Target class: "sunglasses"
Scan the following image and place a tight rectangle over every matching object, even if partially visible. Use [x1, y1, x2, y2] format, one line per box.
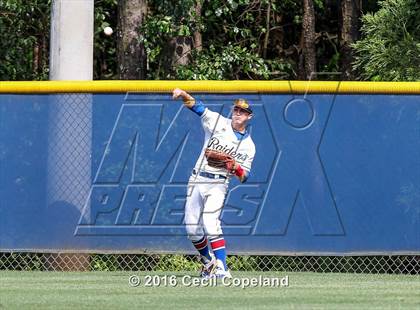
[232, 106, 251, 115]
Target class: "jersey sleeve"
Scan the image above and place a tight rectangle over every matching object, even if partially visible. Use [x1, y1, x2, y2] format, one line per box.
[189, 100, 206, 116]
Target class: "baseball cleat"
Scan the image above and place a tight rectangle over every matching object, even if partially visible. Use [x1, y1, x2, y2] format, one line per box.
[213, 268, 232, 279]
[199, 254, 217, 278]
[211, 259, 233, 279]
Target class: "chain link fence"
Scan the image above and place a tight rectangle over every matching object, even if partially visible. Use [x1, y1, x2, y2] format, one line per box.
[1, 252, 419, 274]
[2, 94, 419, 276]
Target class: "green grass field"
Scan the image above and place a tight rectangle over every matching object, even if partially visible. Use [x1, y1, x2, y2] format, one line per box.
[1, 271, 419, 309]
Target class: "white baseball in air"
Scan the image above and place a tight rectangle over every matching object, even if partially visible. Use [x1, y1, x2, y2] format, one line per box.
[104, 26, 113, 36]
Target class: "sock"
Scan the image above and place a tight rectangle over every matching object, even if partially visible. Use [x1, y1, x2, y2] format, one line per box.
[210, 237, 227, 270]
[192, 237, 211, 261]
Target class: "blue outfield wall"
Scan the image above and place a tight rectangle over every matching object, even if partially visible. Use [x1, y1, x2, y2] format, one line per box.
[0, 93, 419, 254]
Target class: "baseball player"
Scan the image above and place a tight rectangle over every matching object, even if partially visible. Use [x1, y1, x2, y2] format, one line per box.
[172, 88, 256, 279]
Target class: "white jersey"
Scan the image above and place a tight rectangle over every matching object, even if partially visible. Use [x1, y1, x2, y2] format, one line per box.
[193, 108, 256, 179]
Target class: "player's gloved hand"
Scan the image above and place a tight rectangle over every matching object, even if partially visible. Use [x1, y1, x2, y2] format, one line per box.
[205, 149, 234, 169]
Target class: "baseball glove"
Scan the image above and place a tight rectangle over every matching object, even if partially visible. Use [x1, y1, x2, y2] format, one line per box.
[204, 149, 235, 170]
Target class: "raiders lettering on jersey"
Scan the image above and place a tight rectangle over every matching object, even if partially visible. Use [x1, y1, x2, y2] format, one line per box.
[194, 108, 256, 178]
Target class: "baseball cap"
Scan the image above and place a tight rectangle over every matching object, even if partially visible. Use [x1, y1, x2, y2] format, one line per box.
[233, 98, 253, 114]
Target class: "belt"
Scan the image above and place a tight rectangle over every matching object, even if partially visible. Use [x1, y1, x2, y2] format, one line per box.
[192, 169, 227, 180]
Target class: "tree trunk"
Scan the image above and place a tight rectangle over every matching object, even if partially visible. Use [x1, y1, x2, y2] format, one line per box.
[193, 0, 202, 52]
[298, 0, 317, 80]
[262, 0, 271, 58]
[169, 36, 193, 67]
[41, 35, 48, 76]
[33, 42, 40, 75]
[162, 2, 200, 75]
[117, 0, 147, 79]
[339, 0, 361, 80]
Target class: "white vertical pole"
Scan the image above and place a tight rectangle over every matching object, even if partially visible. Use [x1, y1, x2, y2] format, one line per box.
[50, 0, 94, 80]
[48, 0, 93, 219]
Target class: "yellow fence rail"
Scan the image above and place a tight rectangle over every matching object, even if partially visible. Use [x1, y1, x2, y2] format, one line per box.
[0, 80, 419, 94]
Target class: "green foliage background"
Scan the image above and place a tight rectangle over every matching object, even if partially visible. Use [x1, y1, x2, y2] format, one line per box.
[0, 0, 419, 81]
[352, 0, 420, 81]
[0, 0, 51, 80]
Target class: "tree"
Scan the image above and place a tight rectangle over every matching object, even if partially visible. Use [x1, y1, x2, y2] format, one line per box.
[193, 0, 203, 52]
[2, 0, 391, 81]
[352, 0, 420, 81]
[0, 0, 50, 80]
[141, 0, 295, 80]
[299, 0, 317, 79]
[166, 0, 204, 71]
[117, 0, 148, 79]
[339, 0, 361, 80]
